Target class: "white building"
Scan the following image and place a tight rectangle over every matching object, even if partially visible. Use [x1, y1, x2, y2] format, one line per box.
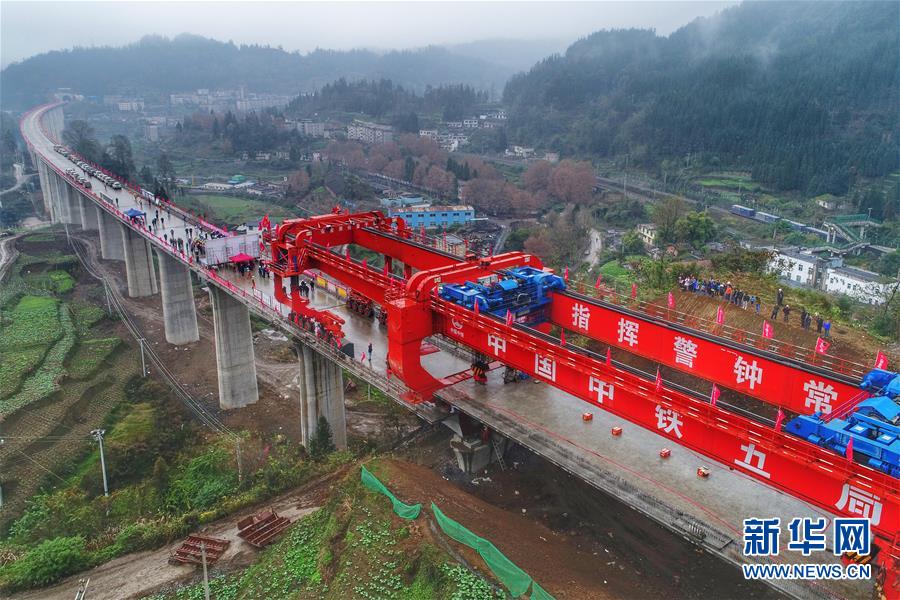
[347, 120, 394, 144]
[117, 99, 145, 112]
[823, 266, 895, 305]
[768, 248, 822, 287]
[419, 129, 439, 141]
[463, 119, 480, 128]
[636, 223, 658, 247]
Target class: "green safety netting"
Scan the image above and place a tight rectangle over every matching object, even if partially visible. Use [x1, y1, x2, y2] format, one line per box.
[530, 581, 556, 600]
[360, 466, 422, 519]
[431, 502, 533, 597]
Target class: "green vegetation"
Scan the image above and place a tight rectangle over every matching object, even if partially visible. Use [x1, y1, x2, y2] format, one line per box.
[177, 194, 293, 226]
[67, 337, 120, 380]
[152, 463, 502, 600]
[1, 303, 75, 416]
[505, 2, 898, 206]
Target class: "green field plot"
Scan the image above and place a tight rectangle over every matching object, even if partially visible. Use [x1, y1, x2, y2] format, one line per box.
[694, 173, 758, 191]
[0, 295, 62, 351]
[0, 346, 49, 399]
[67, 338, 120, 380]
[179, 194, 294, 226]
[71, 302, 107, 335]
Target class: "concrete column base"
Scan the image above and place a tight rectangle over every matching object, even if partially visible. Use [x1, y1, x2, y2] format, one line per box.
[96, 207, 125, 261]
[209, 285, 259, 409]
[121, 225, 158, 297]
[156, 250, 199, 345]
[450, 434, 508, 474]
[297, 343, 347, 451]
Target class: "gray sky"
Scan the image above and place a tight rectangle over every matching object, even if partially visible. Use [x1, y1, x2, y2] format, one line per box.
[2, 1, 736, 68]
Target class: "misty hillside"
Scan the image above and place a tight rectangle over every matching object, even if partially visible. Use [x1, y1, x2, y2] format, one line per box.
[503, 1, 899, 197]
[0, 34, 514, 109]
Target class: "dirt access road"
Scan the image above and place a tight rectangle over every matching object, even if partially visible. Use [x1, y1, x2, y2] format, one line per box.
[10, 466, 351, 600]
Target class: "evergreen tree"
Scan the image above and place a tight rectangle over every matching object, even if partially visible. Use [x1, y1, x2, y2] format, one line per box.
[309, 416, 335, 459]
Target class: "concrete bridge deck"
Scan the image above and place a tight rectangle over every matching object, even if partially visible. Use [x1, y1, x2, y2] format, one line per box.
[20, 104, 868, 600]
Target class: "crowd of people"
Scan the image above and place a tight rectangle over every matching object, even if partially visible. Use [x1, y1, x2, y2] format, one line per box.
[678, 275, 762, 313]
[677, 275, 833, 338]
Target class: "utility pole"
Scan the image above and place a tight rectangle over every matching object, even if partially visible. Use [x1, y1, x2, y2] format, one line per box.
[91, 429, 109, 497]
[103, 281, 112, 316]
[623, 154, 629, 200]
[200, 542, 211, 600]
[138, 338, 147, 377]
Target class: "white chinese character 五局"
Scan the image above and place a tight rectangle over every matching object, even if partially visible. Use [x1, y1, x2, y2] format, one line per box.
[673, 336, 698, 368]
[655, 405, 683, 438]
[534, 353, 557, 382]
[733, 356, 763, 390]
[617, 318, 639, 347]
[803, 380, 837, 415]
[487, 334, 507, 356]
[588, 376, 614, 404]
[835, 484, 882, 526]
[734, 442, 771, 479]
[571, 303, 591, 331]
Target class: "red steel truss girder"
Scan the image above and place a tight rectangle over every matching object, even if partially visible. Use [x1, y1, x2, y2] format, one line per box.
[548, 291, 862, 417]
[434, 298, 899, 543]
[270, 213, 462, 278]
[385, 253, 545, 398]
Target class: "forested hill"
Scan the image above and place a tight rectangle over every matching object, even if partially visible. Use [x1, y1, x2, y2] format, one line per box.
[503, 1, 899, 197]
[0, 34, 511, 109]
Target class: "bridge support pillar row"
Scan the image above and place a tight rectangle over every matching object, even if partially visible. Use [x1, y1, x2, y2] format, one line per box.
[121, 224, 158, 297]
[209, 285, 259, 409]
[77, 194, 98, 230]
[297, 343, 347, 451]
[156, 250, 199, 345]
[96, 207, 125, 261]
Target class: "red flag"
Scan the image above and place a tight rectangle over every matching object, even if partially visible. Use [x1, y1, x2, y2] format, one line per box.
[345, 247, 350, 260]
[362, 258, 368, 268]
[774, 408, 785, 431]
[846, 436, 854, 462]
[383, 262, 389, 276]
[711, 384, 720, 406]
[762, 320, 774, 338]
[631, 282, 638, 299]
[564, 265, 569, 282]
[595, 274, 602, 289]
[655, 368, 662, 392]
[360, 352, 367, 362]
[716, 306, 725, 325]
[815, 337, 830, 355]
[875, 351, 888, 370]
[473, 300, 480, 315]
[605, 348, 611, 365]
[667, 292, 675, 309]
[560, 330, 566, 346]
[506, 310, 513, 326]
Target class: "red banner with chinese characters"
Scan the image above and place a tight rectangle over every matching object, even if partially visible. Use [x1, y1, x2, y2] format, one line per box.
[548, 293, 861, 416]
[436, 301, 898, 540]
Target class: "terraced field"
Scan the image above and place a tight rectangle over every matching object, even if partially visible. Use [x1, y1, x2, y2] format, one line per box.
[0, 231, 136, 525]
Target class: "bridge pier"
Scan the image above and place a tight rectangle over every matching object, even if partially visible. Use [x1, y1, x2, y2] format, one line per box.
[208, 284, 259, 409]
[155, 250, 199, 345]
[77, 193, 98, 230]
[96, 207, 125, 261]
[120, 224, 158, 297]
[36, 161, 54, 219]
[57, 177, 78, 225]
[297, 343, 347, 451]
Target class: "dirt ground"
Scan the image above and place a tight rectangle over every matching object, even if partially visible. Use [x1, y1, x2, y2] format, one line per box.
[391, 433, 778, 600]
